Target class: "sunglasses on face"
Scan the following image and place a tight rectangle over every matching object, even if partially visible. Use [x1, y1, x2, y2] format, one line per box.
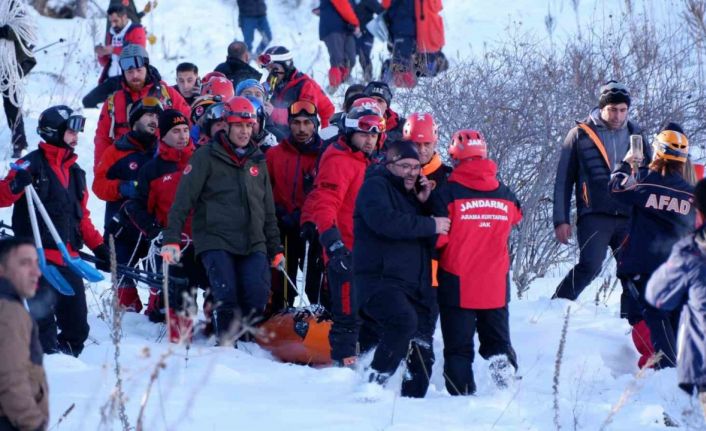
[119, 55, 145, 71]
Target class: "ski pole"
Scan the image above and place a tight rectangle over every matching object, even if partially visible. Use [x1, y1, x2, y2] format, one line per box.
[32, 38, 65, 53]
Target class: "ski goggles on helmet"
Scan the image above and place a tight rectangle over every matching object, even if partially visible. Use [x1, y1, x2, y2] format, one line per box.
[66, 115, 86, 132]
[119, 55, 146, 71]
[257, 52, 293, 67]
[288, 100, 317, 117]
[201, 103, 227, 125]
[345, 115, 386, 134]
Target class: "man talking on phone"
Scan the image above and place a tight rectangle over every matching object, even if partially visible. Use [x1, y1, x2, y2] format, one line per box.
[353, 140, 449, 397]
[552, 81, 650, 305]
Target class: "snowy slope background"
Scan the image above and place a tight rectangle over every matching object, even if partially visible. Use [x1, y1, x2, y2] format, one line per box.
[0, 0, 704, 429]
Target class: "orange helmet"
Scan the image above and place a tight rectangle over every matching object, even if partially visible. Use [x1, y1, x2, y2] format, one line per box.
[653, 129, 689, 163]
[224, 96, 257, 124]
[449, 129, 487, 161]
[200, 76, 235, 99]
[403, 112, 438, 143]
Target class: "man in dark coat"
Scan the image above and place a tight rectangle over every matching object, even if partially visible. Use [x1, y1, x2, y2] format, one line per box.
[315, 0, 359, 92]
[552, 81, 650, 305]
[354, 0, 384, 82]
[646, 178, 706, 417]
[354, 141, 449, 397]
[214, 41, 262, 88]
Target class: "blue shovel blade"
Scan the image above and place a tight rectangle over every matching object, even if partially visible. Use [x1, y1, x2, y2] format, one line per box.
[37, 248, 74, 296]
[57, 244, 104, 283]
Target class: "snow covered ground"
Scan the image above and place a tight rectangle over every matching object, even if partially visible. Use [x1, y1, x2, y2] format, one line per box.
[0, 0, 704, 429]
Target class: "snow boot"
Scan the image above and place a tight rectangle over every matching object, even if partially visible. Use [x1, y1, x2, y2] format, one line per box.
[393, 71, 416, 88]
[202, 293, 214, 336]
[168, 308, 194, 344]
[117, 285, 142, 312]
[213, 309, 236, 347]
[367, 370, 390, 386]
[328, 67, 344, 93]
[488, 355, 514, 390]
[145, 287, 164, 322]
[631, 320, 655, 369]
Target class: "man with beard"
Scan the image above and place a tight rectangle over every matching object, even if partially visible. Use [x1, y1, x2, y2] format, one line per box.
[124, 109, 202, 342]
[300, 99, 385, 366]
[93, 97, 161, 312]
[0, 106, 108, 356]
[354, 141, 448, 397]
[266, 100, 325, 310]
[94, 44, 190, 167]
[161, 96, 283, 347]
[83, 4, 146, 108]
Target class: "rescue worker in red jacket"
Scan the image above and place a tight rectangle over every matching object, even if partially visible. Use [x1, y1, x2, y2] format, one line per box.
[82, 3, 147, 108]
[93, 96, 161, 312]
[93, 44, 190, 167]
[124, 109, 202, 342]
[258, 46, 335, 140]
[433, 130, 522, 395]
[0, 105, 108, 356]
[266, 100, 325, 310]
[300, 98, 385, 366]
[363, 81, 405, 144]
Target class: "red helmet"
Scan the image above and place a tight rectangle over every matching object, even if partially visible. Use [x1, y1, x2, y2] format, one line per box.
[224, 96, 257, 124]
[201, 76, 235, 99]
[449, 129, 487, 161]
[350, 97, 383, 116]
[403, 112, 438, 143]
[201, 71, 227, 83]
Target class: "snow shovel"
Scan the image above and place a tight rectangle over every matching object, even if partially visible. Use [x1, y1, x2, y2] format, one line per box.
[26, 186, 104, 283]
[26, 185, 74, 295]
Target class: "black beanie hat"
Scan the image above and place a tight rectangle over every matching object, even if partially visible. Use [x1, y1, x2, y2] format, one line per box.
[385, 140, 420, 164]
[363, 81, 393, 107]
[159, 109, 188, 136]
[660, 121, 685, 135]
[599, 80, 631, 108]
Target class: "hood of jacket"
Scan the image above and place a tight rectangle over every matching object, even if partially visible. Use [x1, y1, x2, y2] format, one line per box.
[448, 158, 500, 191]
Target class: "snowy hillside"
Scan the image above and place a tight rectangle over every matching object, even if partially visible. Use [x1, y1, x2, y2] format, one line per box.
[0, 0, 704, 429]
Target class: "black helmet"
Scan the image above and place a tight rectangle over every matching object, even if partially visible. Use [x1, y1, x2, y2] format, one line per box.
[37, 105, 85, 147]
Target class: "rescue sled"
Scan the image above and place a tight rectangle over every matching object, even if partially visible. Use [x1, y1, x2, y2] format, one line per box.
[256, 306, 332, 366]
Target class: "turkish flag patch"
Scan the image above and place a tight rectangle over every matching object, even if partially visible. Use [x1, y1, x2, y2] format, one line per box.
[250, 166, 259, 176]
[183, 164, 192, 175]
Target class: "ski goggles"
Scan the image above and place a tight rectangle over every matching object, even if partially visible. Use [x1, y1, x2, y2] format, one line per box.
[344, 115, 386, 133]
[66, 115, 86, 132]
[141, 96, 163, 109]
[288, 100, 317, 117]
[202, 103, 227, 124]
[119, 55, 146, 71]
[257, 52, 293, 67]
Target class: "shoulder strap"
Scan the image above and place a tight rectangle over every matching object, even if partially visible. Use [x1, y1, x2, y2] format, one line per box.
[577, 123, 610, 168]
[107, 93, 116, 139]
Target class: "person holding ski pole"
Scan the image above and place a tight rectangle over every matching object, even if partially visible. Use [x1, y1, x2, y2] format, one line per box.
[0, 105, 108, 356]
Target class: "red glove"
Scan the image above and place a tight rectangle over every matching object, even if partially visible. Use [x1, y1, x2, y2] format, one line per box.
[271, 253, 285, 270]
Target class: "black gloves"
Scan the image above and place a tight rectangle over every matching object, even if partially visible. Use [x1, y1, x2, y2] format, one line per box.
[9, 169, 32, 195]
[92, 243, 111, 272]
[319, 227, 352, 275]
[300, 221, 318, 243]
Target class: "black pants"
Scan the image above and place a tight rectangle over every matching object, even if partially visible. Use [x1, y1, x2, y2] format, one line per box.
[328, 266, 359, 362]
[439, 305, 517, 396]
[201, 250, 270, 342]
[30, 265, 89, 357]
[356, 32, 375, 82]
[554, 214, 629, 300]
[626, 275, 681, 368]
[360, 285, 436, 398]
[391, 36, 415, 72]
[82, 76, 122, 108]
[2, 90, 27, 153]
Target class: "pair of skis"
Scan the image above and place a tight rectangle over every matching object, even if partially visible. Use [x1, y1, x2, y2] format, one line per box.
[13, 163, 104, 296]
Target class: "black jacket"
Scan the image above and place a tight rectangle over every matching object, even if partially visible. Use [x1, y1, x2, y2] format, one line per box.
[553, 110, 648, 226]
[353, 165, 436, 302]
[609, 162, 695, 276]
[385, 0, 416, 38]
[214, 58, 262, 88]
[355, 0, 384, 29]
[237, 0, 267, 17]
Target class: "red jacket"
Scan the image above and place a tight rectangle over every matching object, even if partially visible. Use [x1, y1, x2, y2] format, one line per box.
[98, 23, 146, 83]
[435, 159, 522, 309]
[415, 0, 444, 53]
[94, 78, 190, 167]
[301, 137, 370, 255]
[0, 143, 103, 265]
[270, 71, 335, 129]
[265, 137, 322, 214]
